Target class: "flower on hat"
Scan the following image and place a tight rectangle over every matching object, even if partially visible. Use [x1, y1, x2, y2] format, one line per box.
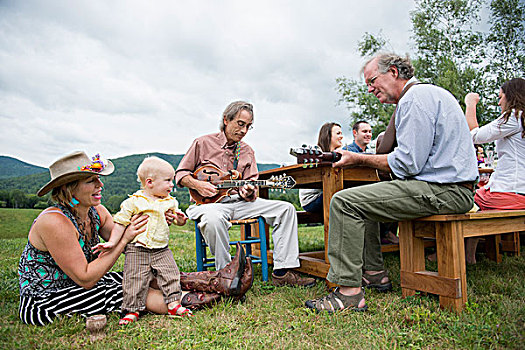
[79, 154, 107, 173]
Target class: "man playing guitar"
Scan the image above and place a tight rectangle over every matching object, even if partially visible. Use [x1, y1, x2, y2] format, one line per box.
[176, 101, 315, 287]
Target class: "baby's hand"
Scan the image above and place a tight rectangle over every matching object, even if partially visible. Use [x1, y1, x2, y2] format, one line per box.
[92, 242, 116, 255]
[174, 211, 188, 226]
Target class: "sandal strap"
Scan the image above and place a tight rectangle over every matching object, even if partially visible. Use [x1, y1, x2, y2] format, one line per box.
[169, 304, 193, 317]
[308, 288, 366, 313]
[362, 270, 389, 285]
[119, 312, 139, 325]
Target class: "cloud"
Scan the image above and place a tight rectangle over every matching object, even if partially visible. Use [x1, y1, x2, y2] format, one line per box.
[0, 0, 415, 166]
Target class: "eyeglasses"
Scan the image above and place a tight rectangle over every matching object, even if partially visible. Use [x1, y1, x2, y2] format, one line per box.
[366, 75, 379, 88]
[236, 120, 253, 130]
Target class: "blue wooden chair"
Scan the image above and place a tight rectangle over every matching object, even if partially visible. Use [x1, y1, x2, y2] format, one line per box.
[195, 216, 269, 282]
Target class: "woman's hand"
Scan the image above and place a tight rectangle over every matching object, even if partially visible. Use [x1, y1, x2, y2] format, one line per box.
[123, 214, 149, 243]
[465, 92, 480, 107]
[92, 241, 116, 256]
[464, 92, 480, 130]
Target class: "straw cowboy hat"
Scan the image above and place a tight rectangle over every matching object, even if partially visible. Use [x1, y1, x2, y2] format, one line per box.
[37, 151, 114, 196]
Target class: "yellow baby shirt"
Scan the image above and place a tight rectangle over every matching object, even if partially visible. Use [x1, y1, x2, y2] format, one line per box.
[113, 190, 179, 249]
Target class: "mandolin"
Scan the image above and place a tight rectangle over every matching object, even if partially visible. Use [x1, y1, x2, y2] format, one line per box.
[290, 145, 395, 181]
[189, 164, 296, 205]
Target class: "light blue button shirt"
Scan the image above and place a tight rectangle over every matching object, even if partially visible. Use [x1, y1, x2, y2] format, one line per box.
[387, 78, 479, 183]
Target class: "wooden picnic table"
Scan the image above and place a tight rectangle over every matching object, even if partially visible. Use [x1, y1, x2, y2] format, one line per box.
[258, 163, 379, 278]
[258, 164, 494, 280]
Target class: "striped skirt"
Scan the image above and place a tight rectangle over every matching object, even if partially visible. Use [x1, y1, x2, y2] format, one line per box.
[19, 272, 123, 326]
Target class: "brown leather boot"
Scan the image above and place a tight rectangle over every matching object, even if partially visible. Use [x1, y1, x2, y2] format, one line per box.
[233, 257, 254, 301]
[180, 242, 246, 296]
[181, 291, 222, 310]
[181, 257, 254, 310]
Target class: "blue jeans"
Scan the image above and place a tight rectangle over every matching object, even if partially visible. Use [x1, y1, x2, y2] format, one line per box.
[302, 194, 323, 213]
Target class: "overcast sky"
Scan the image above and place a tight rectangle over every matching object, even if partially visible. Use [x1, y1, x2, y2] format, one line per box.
[0, 0, 416, 167]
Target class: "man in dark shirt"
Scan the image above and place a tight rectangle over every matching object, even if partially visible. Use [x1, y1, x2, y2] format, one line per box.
[343, 120, 372, 153]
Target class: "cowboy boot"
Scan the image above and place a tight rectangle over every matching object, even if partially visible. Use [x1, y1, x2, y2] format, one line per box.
[181, 291, 222, 310]
[181, 257, 254, 310]
[180, 242, 246, 296]
[233, 256, 254, 301]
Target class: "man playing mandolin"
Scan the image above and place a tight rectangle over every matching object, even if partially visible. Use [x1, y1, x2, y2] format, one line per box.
[176, 101, 315, 287]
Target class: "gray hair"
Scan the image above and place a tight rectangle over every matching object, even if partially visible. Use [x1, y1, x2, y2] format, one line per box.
[363, 53, 414, 80]
[219, 101, 254, 131]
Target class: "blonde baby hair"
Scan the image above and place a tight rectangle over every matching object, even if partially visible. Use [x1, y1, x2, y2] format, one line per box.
[136, 156, 174, 188]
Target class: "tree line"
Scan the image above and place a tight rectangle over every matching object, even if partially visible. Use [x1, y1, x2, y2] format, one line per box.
[0, 182, 301, 213]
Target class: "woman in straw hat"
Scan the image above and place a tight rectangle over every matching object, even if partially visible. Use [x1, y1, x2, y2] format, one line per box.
[18, 151, 253, 326]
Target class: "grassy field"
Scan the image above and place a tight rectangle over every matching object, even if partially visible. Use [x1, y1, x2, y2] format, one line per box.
[0, 208, 524, 349]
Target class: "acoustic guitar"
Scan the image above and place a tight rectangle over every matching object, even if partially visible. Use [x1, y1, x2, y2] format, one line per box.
[290, 145, 395, 181]
[189, 164, 296, 205]
[290, 145, 341, 167]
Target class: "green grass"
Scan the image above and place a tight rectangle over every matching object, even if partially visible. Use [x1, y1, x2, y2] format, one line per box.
[0, 208, 41, 239]
[0, 208, 524, 349]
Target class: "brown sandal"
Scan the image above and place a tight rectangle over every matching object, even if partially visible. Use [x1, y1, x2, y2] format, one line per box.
[305, 288, 367, 313]
[362, 271, 392, 292]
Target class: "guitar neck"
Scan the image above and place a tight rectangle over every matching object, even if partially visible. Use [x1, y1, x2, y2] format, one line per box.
[216, 180, 271, 189]
[290, 147, 342, 165]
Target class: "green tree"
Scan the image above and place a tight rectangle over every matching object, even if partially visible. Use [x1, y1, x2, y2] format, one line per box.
[336, 31, 395, 135]
[411, 0, 494, 125]
[105, 195, 128, 214]
[336, 0, 524, 131]
[485, 0, 525, 89]
[10, 189, 27, 208]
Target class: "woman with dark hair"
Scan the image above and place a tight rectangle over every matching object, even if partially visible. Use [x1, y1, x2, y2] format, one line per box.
[464, 78, 525, 263]
[299, 122, 343, 213]
[18, 151, 252, 326]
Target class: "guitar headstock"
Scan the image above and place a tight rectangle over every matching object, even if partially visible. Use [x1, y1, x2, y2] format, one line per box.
[290, 145, 341, 168]
[268, 174, 296, 189]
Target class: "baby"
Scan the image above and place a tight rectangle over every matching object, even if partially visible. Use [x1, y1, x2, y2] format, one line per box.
[94, 156, 190, 324]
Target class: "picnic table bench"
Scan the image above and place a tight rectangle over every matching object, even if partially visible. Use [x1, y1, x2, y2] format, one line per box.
[398, 209, 524, 313]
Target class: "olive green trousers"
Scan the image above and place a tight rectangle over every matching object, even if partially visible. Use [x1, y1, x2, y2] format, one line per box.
[326, 179, 474, 287]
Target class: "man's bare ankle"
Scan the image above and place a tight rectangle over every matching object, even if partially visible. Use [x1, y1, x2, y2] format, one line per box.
[338, 286, 362, 296]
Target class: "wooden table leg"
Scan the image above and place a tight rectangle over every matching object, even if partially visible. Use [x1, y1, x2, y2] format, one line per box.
[436, 222, 467, 313]
[399, 220, 426, 298]
[321, 167, 343, 263]
[500, 232, 520, 256]
[485, 234, 502, 263]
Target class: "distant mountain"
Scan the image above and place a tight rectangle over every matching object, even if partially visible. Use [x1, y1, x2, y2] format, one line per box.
[0, 156, 47, 179]
[0, 153, 280, 199]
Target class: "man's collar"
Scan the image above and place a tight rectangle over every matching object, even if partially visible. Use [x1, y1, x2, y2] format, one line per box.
[217, 131, 237, 149]
[353, 141, 367, 152]
[402, 77, 419, 90]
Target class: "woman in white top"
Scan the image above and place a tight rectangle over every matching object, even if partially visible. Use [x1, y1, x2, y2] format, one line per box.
[299, 122, 343, 212]
[464, 77, 525, 263]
